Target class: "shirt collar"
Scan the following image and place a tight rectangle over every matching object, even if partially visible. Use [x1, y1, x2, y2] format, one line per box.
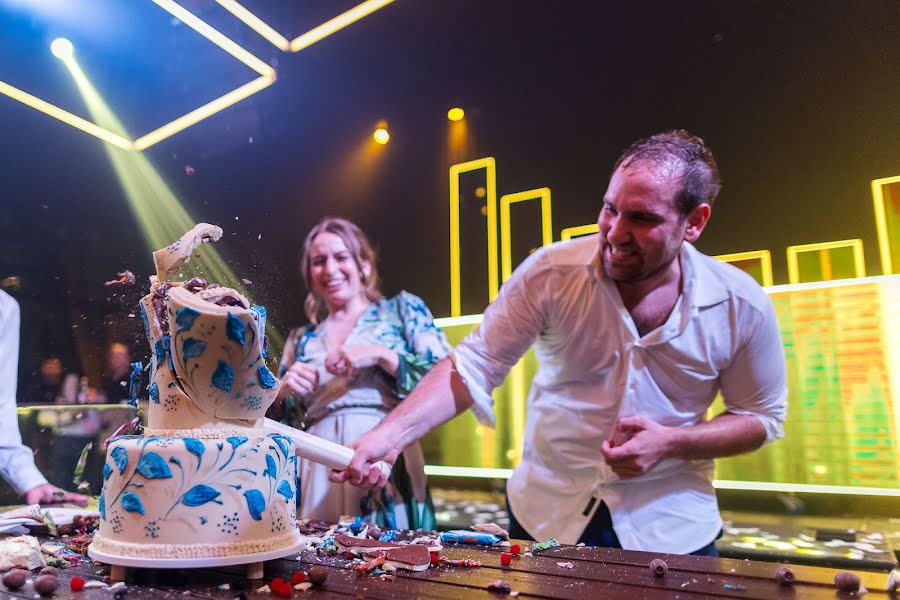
[680, 242, 729, 309]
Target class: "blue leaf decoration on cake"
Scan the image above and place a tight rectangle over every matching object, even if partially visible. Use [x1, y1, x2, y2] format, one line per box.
[243, 489, 265, 520]
[270, 435, 290, 459]
[111, 446, 128, 474]
[155, 339, 166, 368]
[149, 382, 159, 404]
[257, 365, 277, 390]
[181, 338, 207, 365]
[276, 480, 294, 501]
[184, 438, 204, 467]
[98, 491, 105, 519]
[212, 360, 234, 393]
[175, 307, 201, 332]
[265, 455, 277, 479]
[226, 436, 247, 449]
[122, 492, 145, 515]
[182, 485, 222, 507]
[226, 313, 245, 347]
[103, 464, 112, 481]
[136, 452, 173, 479]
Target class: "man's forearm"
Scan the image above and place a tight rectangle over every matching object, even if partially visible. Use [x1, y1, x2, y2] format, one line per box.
[381, 357, 474, 452]
[667, 412, 767, 461]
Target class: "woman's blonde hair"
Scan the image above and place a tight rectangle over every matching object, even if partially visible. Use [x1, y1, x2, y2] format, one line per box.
[300, 217, 382, 324]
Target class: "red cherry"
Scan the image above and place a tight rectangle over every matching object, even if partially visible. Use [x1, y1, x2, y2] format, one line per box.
[510, 544, 521, 555]
[500, 552, 512, 566]
[290, 572, 305, 585]
[70, 576, 86, 592]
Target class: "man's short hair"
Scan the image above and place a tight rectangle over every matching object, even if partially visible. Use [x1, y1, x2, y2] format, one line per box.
[614, 130, 721, 217]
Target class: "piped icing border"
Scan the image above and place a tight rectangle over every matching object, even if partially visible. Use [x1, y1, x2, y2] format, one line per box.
[141, 428, 266, 440]
[90, 529, 303, 559]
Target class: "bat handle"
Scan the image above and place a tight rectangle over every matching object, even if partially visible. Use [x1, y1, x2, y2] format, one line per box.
[263, 418, 392, 479]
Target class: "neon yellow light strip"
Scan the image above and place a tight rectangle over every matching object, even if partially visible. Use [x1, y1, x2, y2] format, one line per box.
[714, 250, 774, 287]
[424, 465, 514, 479]
[134, 75, 273, 150]
[872, 175, 900, 276]
[560, 223, 598, 241]
[434, 314, 483, 328]
[500, 187, 552, 282]
[213, 0, 290, 50]
[425, 466, 900, 495]
[712, 480, 900, 497]
[152, 0, 274, 76]
[786, 239, 865, 284]
[0, 81, 132, 149]
[449, 157, 497, 316]
[289, 0, 396, 52]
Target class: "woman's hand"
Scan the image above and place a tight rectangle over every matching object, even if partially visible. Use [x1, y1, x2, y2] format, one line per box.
[280, 362, 320, 397]
[326, 345, 398, 379]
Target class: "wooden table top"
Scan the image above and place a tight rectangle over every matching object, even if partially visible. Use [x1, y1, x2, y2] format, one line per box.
[2, 535, 895, 598]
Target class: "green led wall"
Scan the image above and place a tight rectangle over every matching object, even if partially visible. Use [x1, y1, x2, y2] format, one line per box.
[425, 276, 900, 490]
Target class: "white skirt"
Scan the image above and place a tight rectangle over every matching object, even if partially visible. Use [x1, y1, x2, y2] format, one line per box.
[299, 407, 428, 528]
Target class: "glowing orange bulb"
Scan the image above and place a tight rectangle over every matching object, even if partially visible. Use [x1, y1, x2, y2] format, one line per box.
[373, 128, 390, 144]
[447, 107, 465, 122]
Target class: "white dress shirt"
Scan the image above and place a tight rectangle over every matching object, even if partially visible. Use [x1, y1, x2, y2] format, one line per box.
[451, 235, 787, 553]
[0, 290, 48, 495]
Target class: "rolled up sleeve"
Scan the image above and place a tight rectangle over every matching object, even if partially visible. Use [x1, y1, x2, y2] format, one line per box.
[719, 298, 788, 443]
[451, 250, 550, 427]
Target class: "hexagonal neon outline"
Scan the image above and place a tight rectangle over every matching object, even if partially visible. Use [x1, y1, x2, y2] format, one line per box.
[213, 0, 395, 52]
[0, 0, 276, 151]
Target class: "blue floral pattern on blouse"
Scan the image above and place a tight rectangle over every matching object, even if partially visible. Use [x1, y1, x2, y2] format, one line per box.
[277, 291, 450, 427]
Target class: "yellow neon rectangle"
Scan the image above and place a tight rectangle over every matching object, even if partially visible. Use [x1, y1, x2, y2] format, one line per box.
[872, 175, 900, 276]
[499, 187, 552, 282]
[560, 223, 598, 241]
[786, 239, 865, 284]
[714, 250, 774, 287]
[449, 157, 497, 317]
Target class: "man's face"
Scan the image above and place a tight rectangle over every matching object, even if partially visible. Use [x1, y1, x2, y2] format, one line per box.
[598, 160, 703, 285]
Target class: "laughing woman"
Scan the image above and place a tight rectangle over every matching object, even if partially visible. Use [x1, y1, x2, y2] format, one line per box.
[274, 217, 449, 529]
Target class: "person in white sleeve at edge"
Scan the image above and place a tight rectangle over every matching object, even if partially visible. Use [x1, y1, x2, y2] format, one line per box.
[0, 289, 87, 506]
[331, 130, 788, 556]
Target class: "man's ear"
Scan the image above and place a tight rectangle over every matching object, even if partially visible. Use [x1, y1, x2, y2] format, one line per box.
[683, 203, 711, 243]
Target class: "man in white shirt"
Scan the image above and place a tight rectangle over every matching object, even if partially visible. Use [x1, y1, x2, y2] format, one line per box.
[0, 289, 87, 506]
[332, 130, 787, 555]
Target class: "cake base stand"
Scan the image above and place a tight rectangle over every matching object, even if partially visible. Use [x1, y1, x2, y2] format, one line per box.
[88, 540, 310, 581]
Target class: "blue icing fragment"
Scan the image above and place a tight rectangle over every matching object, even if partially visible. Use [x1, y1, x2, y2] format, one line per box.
[103, 464, 112, 481]
[226, 313, 246, 347]
[111, 446, 128, 474]
[257, 365, 277, 390]
[243, 489, 265, 520]
[175, 307, 201, 332]
[136, 452, 173, 479]
[265, 455, 277, 480]
[212, 361, 234, 393]
[98, 490, 105, 519]
[121, 492, 145, 515]
[149, 382, 159, 404]
[182, 485, 222, 507]
[184, 438, 204, 466]
[181, 338, 207, 365]
[155, 339, 165, 368]
[276, 480, 294, 502]
[270, 435, 290, 459]
[226, 436, 247, 449]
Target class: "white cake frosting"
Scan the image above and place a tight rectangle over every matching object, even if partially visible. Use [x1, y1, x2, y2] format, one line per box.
[92, 224, 302, 559]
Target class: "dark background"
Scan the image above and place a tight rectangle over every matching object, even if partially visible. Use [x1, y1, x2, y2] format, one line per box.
[1, 0, 898, 391]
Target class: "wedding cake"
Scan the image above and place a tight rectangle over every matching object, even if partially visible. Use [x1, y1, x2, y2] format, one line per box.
[91, 224, 303, 559]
